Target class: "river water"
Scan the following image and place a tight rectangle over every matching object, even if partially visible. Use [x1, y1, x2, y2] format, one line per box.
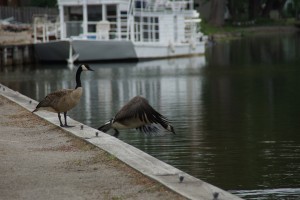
[1, 32, 300, 199]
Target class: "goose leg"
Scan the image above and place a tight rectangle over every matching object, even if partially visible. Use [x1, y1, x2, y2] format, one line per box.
[63, 112, 74, 127]
[58, 113, 64, 127]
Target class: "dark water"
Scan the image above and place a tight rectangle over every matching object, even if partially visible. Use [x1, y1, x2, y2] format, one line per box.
[1, 32, 300, 199]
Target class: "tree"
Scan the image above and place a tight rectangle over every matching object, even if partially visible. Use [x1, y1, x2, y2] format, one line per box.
[225, 0, 289, 22]
[208, 0, 227, 26]
[30, 0, 56, 7]
[200, 0, 294, 27]
[295, 0, 300, 19]
[261, 0, 286, 18]
[248, 0, 262, 20]
[227, 0, 248, 21]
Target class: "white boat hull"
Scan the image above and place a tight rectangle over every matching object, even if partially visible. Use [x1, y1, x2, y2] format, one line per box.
[34, 40, 69, 62]
[34, 40, 205, 62]
[73, 40, 137, 61]
[134, 42, 205, 59]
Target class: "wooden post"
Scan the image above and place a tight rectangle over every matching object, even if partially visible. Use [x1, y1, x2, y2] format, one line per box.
[0, 45, 35, 67]
[3, 47, 8, 66]
[0, 47, 2, 67]
[23, 45, 29, 64]
[12, 46, 19, 65]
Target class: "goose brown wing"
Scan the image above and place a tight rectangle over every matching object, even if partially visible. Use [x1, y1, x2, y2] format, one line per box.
[136, 124, 161, 135]
[114, 96, 144, 121]
[36, 89, 73, 108]
[114, 96, 170, 127]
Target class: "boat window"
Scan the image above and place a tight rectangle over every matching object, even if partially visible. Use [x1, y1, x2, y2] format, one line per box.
[134, 16, 159, 42]
[107, 5, 117, 39]
[120, 11, 128, 39]
[135, 0, 147, 9]
[65, 6, 83, 37]
[68, 6, 83, 21]
[87, 5, 102, 33]
[88, 5, 102, 21]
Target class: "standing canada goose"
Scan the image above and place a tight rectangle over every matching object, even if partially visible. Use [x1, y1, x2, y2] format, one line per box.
[32, 64, 94, 127]
[98, 96, 175, 137]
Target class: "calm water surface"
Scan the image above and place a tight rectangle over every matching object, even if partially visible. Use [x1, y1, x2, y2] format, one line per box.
[1, 32, 300, 199]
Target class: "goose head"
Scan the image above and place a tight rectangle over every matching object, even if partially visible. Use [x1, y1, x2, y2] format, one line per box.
[75, 64, 94, 89]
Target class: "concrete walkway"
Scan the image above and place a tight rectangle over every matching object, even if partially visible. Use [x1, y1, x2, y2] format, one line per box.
[0, 84, 243, 200]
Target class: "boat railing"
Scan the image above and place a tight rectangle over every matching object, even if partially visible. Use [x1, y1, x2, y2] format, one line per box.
[133, 0, 195, 14]
[65, 20, 128, 41]
[184, 18, 202, 42]
[65, 19, 163, 44]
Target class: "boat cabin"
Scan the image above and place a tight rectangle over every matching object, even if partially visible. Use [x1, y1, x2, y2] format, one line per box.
[56, 0, 202, 44]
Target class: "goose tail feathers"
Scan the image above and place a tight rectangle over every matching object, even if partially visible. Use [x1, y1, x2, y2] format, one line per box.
[137, 124, 176, 136]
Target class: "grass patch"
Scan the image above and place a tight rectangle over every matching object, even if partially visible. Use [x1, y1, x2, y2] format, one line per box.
[200, 18, 297, 35]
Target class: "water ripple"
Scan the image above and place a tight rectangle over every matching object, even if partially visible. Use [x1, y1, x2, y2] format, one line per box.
[231, 188, 300, 200]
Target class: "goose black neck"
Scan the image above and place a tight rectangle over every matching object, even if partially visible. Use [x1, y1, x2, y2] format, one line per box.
[75, 67, 83, 89]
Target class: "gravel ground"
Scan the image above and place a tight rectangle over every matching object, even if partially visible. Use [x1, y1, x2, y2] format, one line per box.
[0, 95, 186, 200]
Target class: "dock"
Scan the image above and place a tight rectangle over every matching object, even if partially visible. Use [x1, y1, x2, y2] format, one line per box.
[0, 84, 243, 200]
[0, 44, 35, 67]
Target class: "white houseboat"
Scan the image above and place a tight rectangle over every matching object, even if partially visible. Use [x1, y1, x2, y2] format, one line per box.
[33, 0, 206, 63]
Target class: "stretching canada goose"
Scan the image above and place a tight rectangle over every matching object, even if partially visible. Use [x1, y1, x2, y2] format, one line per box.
[32, 64, 94, 127]
[98, 96, 175, 137]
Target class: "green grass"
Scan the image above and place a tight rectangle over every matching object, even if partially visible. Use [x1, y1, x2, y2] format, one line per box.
[200, 18, 297, 35]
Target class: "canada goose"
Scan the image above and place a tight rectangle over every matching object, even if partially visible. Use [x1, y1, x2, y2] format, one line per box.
[32, 64, 94, 127]
[98, 96, 175, 137]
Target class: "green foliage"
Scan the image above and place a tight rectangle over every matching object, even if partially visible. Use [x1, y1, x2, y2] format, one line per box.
[200, 16, 294, 36]
[30, 0, 56, 7]
[200, 20, 237, 35]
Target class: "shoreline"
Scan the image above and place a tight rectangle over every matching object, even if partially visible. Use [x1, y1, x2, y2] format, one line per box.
[208, 25, 299, 41]
[0, 25, 298, 46]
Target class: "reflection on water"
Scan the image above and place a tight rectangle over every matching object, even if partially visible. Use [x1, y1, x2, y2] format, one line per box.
[231, 188, 300, 200]
[1, 32, 300, 200]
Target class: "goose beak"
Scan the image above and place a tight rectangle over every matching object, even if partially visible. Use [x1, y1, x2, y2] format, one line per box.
[89, 68, 94, 71]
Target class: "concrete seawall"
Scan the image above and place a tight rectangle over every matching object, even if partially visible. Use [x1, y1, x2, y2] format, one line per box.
[0, 44, 35, 66]
[0, 83, 243, 200]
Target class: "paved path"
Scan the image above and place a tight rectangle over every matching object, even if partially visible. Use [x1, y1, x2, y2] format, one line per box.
[0, 95, 185, 200]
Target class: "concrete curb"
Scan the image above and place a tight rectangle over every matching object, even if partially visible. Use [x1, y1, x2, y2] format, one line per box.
[0, 83, 243, 200]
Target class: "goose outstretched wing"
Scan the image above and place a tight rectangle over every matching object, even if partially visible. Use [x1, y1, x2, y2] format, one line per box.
[114, 96, 171, 128]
